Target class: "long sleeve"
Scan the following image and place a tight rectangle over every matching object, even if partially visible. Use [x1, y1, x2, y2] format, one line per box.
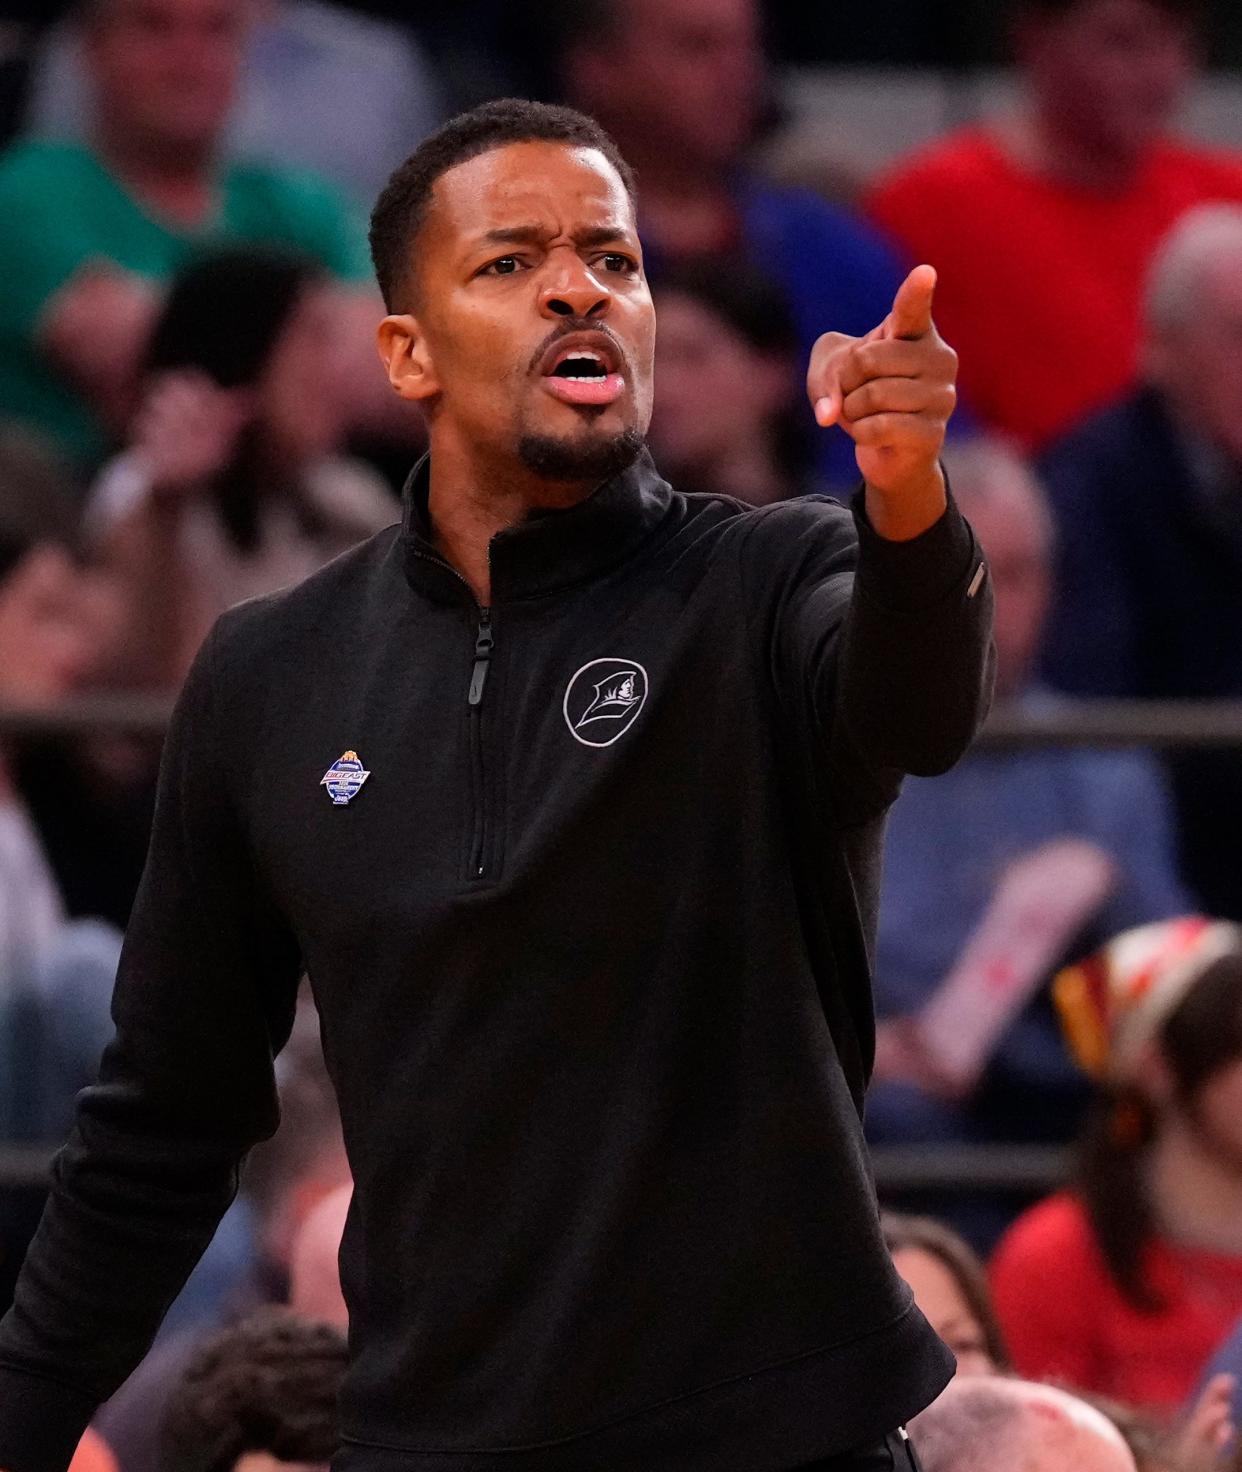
[747, 487, 994, 826]
[0, 623, 302, 1472]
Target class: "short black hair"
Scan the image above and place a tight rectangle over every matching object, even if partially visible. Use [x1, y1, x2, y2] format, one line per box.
[159, 1309, 348, 1472]
[369, 98, 637, 312]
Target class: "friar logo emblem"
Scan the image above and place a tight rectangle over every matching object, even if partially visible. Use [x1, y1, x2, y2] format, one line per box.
[563, 658, 649, 747]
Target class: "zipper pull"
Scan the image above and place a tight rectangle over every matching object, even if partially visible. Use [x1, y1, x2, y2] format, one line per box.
[467, 611, 493, 706]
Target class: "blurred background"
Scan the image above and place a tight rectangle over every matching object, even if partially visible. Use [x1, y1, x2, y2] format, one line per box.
[3, 1, 1242, 1469]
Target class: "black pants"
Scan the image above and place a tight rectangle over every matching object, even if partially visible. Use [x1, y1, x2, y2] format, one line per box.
[789, 1427, 923, 1471]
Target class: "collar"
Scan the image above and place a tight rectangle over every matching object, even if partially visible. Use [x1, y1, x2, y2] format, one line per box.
[400, 448, 675, 605]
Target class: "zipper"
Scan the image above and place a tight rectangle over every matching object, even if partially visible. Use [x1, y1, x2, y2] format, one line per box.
[467, 608, 493, 878]
[410, 547, 499, 883]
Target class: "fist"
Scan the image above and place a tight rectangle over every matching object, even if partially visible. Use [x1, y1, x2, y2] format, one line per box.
[807, 264, 957, 504]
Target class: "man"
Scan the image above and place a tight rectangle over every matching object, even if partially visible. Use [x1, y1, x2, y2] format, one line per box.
[27, 0, 443, 208]
[0, 99, 992, 1472]
[870, 436, 1186, 1152]
[866, 0, 1242, 451]
[0, 0, 379, 472]
[559, 0, 908, 490]
[1038, 203, 1242, 918]
[910, 1379, 1138, 1472]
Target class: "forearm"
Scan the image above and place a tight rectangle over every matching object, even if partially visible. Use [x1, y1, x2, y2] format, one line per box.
[834, 487, 994, 777]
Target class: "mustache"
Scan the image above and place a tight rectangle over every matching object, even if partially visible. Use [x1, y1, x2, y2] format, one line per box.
[526, 318, 627, 376]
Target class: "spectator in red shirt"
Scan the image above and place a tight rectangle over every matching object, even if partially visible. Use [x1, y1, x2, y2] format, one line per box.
[865, 0, 1242, 451]
[991, 918, 1242, 1416]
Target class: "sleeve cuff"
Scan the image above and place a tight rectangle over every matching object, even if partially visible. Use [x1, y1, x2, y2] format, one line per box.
[849, 474, 983, 613]
[0, 1364, 99, 1472]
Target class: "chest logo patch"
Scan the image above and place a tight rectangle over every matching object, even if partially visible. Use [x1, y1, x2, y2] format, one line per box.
[563, 659, 649, 747]
[320, 750, 371, 805]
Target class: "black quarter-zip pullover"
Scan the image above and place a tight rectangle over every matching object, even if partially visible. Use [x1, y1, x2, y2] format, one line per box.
[0, 450, 993, 1472]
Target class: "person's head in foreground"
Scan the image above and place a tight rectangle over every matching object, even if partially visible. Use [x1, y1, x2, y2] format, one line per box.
[159, 1308, 347, 1472]
[648, 261, 808, 504]
[371, 98, 654, 502]
[882, 1212, 1010, 1377]
[936, 437, 1053, 702]
[1056, 917, 1242, 1308]
[1011, 0, 1203, 168]
[911, 1377, 1138, 1472]
[1144, 204, 1242, 467]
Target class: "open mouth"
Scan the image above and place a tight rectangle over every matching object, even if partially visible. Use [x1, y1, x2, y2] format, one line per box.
[540, 337, 626, 407]
[549, 350, 610, 382]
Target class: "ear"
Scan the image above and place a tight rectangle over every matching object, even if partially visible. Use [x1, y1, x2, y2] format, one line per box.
[376, 313, 439, 404]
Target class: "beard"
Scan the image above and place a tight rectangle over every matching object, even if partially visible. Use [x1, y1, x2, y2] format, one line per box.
[517, 421, 646, 484]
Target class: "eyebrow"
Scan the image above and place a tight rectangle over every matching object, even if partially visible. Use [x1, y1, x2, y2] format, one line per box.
[478, 224, 635, 249]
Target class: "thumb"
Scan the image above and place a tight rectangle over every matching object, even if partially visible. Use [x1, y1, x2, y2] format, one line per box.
[888, 264, 937, 341]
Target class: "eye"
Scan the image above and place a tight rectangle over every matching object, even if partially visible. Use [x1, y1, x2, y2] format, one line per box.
[481, 255, 525, 277]
[596, 252, 638, 275]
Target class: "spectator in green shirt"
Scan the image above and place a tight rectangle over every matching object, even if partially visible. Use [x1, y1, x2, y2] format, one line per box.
[0, 0, 382, 473]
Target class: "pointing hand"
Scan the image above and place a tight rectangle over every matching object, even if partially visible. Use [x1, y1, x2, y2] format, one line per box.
[806, 265, 958, 538]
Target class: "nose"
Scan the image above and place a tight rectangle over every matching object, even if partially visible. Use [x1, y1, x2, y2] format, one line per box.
[539, 251, 609, 321]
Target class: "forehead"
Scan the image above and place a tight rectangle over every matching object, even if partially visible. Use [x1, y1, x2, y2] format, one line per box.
[427, 141, 636, 248]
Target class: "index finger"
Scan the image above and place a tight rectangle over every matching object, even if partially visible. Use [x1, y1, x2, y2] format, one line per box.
[887, 264, 937, 341]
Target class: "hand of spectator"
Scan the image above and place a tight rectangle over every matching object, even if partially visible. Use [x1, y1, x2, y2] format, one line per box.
[873, 1017, 964, 1099]
[131, 370, 255, 502]
[806, 264, 956, 539]
[41, 261, 161, 429]
[1174, 1373, 1236, 1472]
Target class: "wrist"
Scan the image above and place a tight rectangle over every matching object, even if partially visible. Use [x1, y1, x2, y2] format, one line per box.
[864, 462, 947, 542]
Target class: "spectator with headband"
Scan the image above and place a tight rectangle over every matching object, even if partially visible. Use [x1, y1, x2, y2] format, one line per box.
[866, 0, 1242, 452]
[991, 918, 1242, 1423]
[1039, 203, 1242, 922]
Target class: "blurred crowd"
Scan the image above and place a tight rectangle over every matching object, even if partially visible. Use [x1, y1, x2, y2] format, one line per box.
[1, 0, 1242, 1467]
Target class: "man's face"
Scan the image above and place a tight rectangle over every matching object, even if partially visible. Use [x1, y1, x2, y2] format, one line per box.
[387, 140, 655, 485]
[574, 0, 764, 169]
[87, 0, 249, 153]
[1152, 247, 1242, 464]
[1022, 0, 1197, 160]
